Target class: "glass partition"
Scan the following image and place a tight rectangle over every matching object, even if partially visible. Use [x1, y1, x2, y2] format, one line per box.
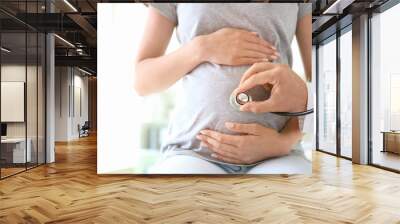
[1, 31, 28, 177]
[317, 36, 337, 154]
[0, 1, 46, 179]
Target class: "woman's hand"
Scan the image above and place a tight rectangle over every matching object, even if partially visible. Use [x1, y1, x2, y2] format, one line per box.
[196, 120, 301, 165]
[234, 62, 308, 113]
[198, 28, 280, 66]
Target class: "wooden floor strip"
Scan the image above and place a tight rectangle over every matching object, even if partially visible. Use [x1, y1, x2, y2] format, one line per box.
[0, 135, 399, 223]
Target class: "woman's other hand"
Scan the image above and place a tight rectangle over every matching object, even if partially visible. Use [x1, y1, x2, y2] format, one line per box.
[198, 28, 280, 66]
[196, 119, 301, 165]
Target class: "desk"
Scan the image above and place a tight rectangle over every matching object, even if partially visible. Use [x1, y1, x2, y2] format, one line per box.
[1, 138, 31, 163]
[382, 131, 400, 155]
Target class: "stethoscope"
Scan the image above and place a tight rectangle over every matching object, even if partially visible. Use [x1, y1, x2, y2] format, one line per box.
[228, 32, 313, 117]
[229, 85, 314, 117]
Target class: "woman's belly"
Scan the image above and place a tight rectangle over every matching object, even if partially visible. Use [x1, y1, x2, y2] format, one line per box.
[162, 63, 289, 154]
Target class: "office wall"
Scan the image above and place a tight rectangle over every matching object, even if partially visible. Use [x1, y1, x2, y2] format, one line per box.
[88, 77, 97, 132]
[73, 72, 89, 138]
[1, 82, 24, 122]
[55, 67, 89, 141]
[1, 62, 46, 168]
[55, 66, 69, 141]
[0, 64, 42, 138]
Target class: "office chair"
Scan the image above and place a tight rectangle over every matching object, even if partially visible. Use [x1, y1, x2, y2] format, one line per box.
[79, 121, 90, 138]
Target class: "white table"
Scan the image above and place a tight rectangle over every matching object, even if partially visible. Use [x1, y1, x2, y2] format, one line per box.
[1, 138, 31, 163]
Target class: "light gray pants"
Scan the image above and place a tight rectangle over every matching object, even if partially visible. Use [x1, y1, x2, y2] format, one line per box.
[148, 151, 311, 174]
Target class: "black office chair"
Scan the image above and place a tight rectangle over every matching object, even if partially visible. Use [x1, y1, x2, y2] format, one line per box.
[79, 121, 90, 138]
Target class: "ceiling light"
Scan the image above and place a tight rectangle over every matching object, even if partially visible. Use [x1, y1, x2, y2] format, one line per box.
[323, 0, 354, 15]
[76, 48, 85, 55]
[63, 0, 78, 12]
[54, 34, 75, 48]
[78, 67, 93, 76]
[1, 47, 11, 53]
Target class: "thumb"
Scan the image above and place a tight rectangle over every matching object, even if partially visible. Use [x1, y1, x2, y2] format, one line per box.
[240, 100, 276, 113]
[239, 62, 274, 85]
[235, 71, 274, 94]
[225, 122, 261, 135]
[250, 31, 259, 36]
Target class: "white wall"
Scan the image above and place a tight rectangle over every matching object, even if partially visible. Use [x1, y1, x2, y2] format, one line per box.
[55, 66, 89, 141]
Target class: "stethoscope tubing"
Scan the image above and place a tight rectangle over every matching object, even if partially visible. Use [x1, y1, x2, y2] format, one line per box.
[272, 108, 314, 117]
[231, 90, 314, 117]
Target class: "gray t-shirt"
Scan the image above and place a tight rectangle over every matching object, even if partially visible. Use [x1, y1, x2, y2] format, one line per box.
[149, 3, 311, 165]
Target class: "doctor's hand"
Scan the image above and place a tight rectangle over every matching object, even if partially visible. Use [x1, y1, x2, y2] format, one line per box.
[196, 122, 294, 165]
[197, 28, 279, 66]
[234, 62, 308, 113]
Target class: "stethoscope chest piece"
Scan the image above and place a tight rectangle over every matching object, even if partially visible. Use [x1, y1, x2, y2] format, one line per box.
[229, 85, 272, 111]
[236, 93, 250, 105]
[229, 84, 314, 116]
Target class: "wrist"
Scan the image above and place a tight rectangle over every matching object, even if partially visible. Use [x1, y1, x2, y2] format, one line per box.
[300, 95, 307, 112]
[264, 132, 292, 158]
[296, 81, 308, 112]
[277, 129, 301, 155]
[277, 133, 292, 153]
[191, 35, 209, 63]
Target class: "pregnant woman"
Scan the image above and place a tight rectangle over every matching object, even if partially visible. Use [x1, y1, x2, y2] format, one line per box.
[134, 3, 312, 174]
